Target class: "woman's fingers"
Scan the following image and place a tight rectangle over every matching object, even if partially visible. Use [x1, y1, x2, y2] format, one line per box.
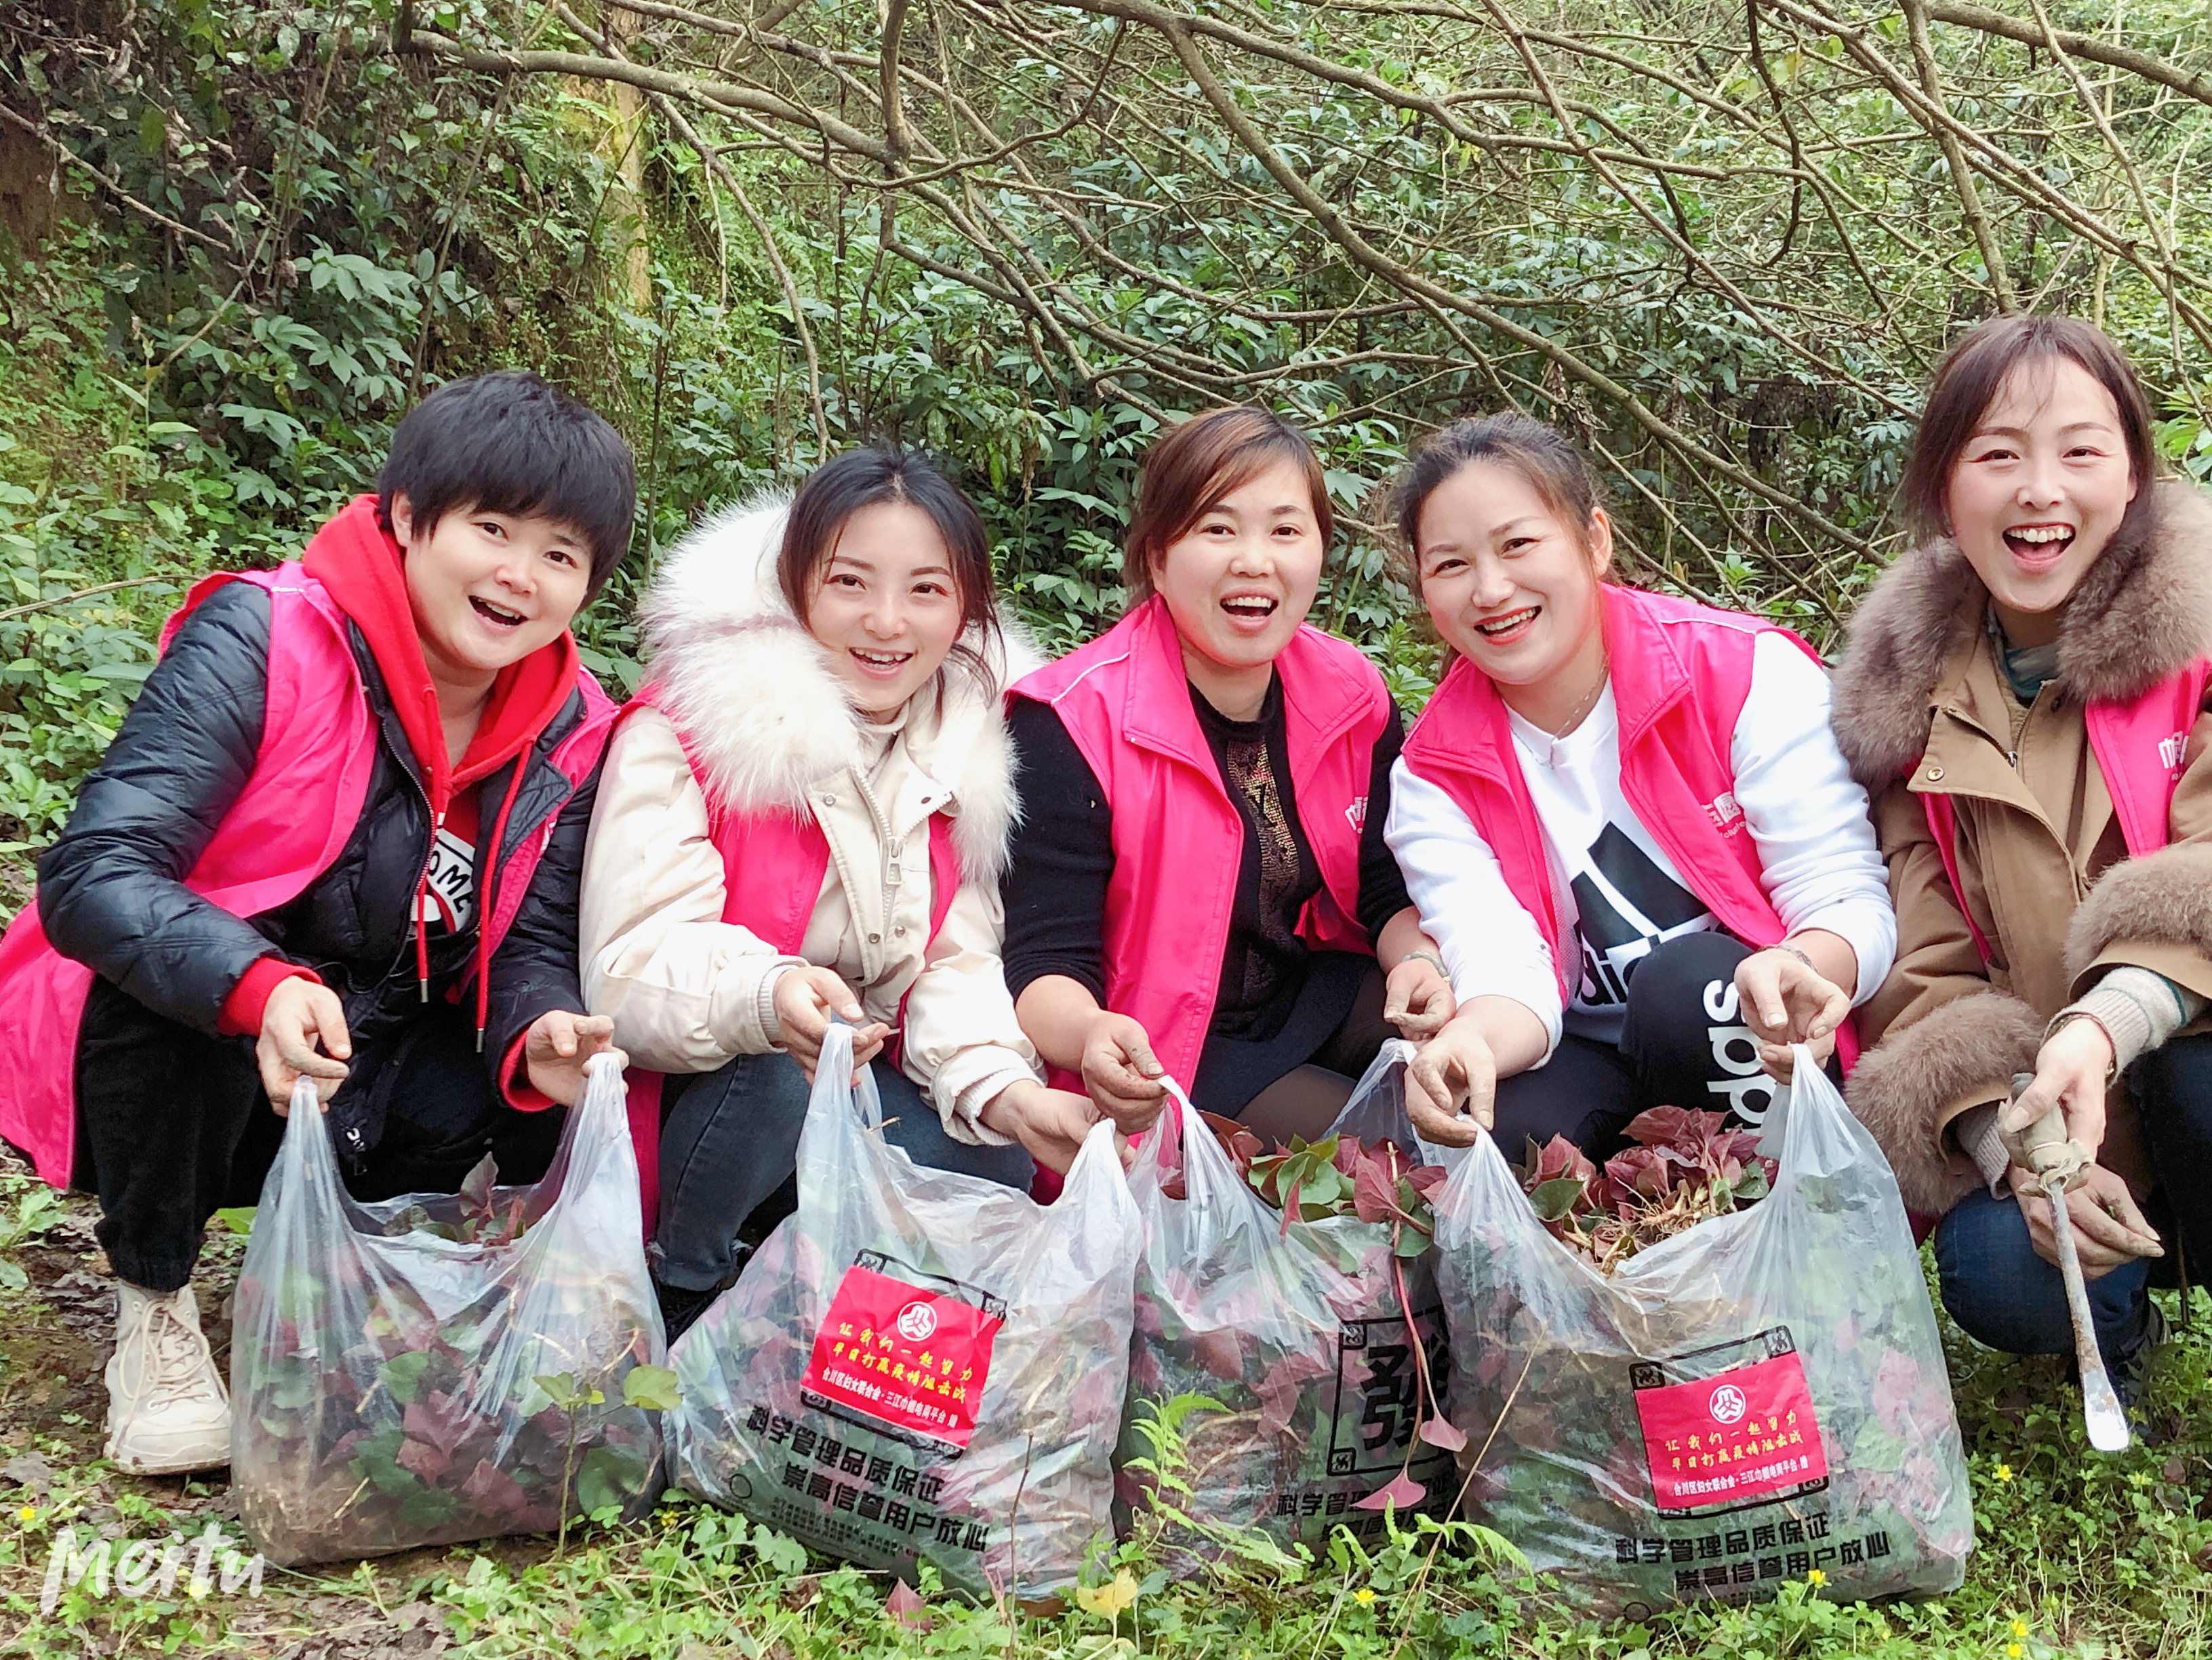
[2067, 1178, 2163, 1261]
[1405, 1050, 1481, 1145]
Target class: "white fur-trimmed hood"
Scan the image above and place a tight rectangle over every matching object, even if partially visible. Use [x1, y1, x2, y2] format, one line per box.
[637, 493, 1036, 882]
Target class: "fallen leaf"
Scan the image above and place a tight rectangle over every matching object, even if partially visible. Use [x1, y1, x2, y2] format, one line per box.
[1, 1452, 53, 1495]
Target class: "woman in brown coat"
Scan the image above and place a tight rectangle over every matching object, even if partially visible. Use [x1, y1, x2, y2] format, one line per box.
[1832, 315, 2212, 1390]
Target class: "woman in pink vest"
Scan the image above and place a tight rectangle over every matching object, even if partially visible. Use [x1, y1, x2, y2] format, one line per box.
[1386, 412, 1895, 1158]
[580, 448, 1093, 1337]
[0, 372, 630, 1475]
[1003, 407, 1456, 1140]
[1834, 315, 2212, 1394]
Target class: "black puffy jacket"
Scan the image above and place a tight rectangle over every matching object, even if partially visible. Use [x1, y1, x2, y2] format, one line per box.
[37, 580, 604, 1089]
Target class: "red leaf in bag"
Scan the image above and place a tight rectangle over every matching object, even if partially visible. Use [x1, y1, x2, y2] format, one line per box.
[459, 1459, 531, 1517]
[1604, 1145, 1674, 1200]
[1522, 1133, 1596, 1188]
[1352, 1149, 1399, 1225]
[1191, 1325, 1245, 1381]
[1620, 1104, 1719, 1157]
[1405, 1164, 1448, 1198]
[1255, 1348, 1333, 1436]
[1354, 1471, 1426, 1511]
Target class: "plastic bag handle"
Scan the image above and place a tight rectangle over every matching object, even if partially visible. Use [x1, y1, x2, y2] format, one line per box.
[1763, 1040, 1841, 1189]
[813, 1021, 884, 1131]
[1152, 1071, 1241, 1206]
[273, 1071, 352, 1214]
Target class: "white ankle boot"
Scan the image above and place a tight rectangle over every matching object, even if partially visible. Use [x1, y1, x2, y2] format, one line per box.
[104, 1282, 232, 1476]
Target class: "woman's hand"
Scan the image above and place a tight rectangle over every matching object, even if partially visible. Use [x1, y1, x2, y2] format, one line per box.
[521, 1010, 624, 1106]
[1404, 1022, 1501, 1147]
[257, 976, 352, 1111]
[1079, 1010, 1168, 1132]
[978, 1079, 1108, 1174]
[1734, 946, 1849, 1080]
[1384, 954, 1455, 1040]
[2000, 1016, 2116, 1166]
[2005, 1161, 2163, 1278]
[773, 966, 889, 1084]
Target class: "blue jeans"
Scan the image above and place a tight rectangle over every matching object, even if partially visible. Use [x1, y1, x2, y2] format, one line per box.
[1934, 1185, 2152, 1368]
[649, 1049, 1034, 1292]
[1932, 1027, 2212, 1370]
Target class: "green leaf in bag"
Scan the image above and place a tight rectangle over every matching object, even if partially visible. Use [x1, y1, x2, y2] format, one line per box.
[1529, 1176, 1587, 1223]
[380, 1350, 433, 1404]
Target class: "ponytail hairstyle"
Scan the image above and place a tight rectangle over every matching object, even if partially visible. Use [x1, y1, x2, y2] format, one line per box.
[1123, 406, 1334, 607]
[777, 446, 1004, 692]
[1390, 411, 1607, 578]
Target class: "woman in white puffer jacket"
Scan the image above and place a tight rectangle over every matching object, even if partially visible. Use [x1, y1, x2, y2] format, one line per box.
[580, 448, 1095, 1335]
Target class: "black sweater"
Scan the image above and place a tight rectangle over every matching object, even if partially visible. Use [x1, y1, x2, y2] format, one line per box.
[999, 675, 1412, 1044]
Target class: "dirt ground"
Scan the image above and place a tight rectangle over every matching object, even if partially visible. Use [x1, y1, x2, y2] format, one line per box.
[0, 1142, 555, 1657]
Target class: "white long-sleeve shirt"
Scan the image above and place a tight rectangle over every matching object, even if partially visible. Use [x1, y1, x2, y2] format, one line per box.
[1386, 631, 1897, 1056]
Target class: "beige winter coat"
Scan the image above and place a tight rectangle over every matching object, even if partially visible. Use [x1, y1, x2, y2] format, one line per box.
[579, 497, 1041, 1144]
[1830, 481, 2212, 1214]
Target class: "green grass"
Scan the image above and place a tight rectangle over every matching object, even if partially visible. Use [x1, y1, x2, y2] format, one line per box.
[0, 1171, 2202, 1660]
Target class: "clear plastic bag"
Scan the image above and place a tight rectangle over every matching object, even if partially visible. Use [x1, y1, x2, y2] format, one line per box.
[1432, 1044, 1973, 1617]
[230, 1054, 665, 1566]
[1119, 1044, 1453, 1562]
[668, 1024, 1139, 1599]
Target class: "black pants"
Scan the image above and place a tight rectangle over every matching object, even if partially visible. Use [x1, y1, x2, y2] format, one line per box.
[1489, 932, 1773, 1160]
[73, 979, 563, 1292]
[650, 1050, 1035, 1295]
[1195, 957, 1397, 1143]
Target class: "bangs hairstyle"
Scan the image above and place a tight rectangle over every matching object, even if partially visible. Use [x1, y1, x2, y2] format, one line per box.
[1390, 411, 1605, 577]
[1123, 406, 1333, 606]
[778, 447, 1002, 690]
[1902, 315, 2160, 547]
[378, 370, 637, 599]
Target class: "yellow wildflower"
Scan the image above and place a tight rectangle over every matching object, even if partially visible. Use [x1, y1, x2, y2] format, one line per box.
[14, 1505, 34, 1524]
[1805, 1568, 1826, 1586]
[1994, 1463, 2013, 1482]
[1074, 1569, 1139, 1617]
[1353, 1587, 1377, 1606]
[2011, 1618, 2029, 1637]
[2008, 1646, 2023, 1659]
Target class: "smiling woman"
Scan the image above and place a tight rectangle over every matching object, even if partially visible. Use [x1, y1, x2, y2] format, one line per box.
[1001, 407, 1457, 1147]
[577, 448, 1097, 1341]
[1383, 412, 1894, 1167]
[1833, 315, 2212, 1400]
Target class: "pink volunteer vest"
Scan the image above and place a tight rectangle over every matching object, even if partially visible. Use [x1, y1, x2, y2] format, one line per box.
[1400, 583, 1861, 1070]
[1916, 659, 2212, 964]
[0, 566, 614, 1189]
[619, 687, 961, 1224]
[1007, 595, 1392, 1092]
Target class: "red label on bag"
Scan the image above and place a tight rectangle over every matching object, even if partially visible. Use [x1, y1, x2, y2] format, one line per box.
[801, 1264, 1001, 1448]
[1633, 1349, 1826, 1511]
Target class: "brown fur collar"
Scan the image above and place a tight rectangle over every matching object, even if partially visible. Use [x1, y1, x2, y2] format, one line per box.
[1844, 989, 2043, 1215]
[1830, 481, 2212, 791]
